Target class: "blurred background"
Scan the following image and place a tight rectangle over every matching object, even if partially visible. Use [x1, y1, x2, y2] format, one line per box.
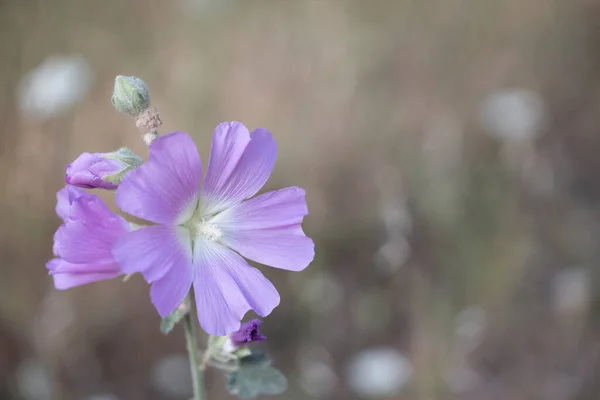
[2, 0, 600, 399]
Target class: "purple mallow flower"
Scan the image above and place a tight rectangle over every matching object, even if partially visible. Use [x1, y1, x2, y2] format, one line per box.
[112, 122, 314, 335]
[230, 319, 266, 347]
[47, 185, 130, 289]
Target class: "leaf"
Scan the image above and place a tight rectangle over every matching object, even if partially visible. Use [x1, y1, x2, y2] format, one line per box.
[159, 303, 189, 334]
[226, 364, 287, 399]
[239, 350, 271, 368]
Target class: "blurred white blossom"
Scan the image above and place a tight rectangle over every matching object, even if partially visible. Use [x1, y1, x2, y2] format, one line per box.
[445, 366, 481, 394]
[17, 359, 53, 400]
[296, 344, 337, 397]
[374, 235, 411, 274]
[18, 55, 93, 119]
[151, 354, 192, 397]
[87, 395, 119, 400]
[353, 291, 392, 332]
[179, 0, 233, 14]
[379, 199, 412, 236]
[376, 182, 412, 274]
[299, 361, 337, 397]
[300, 272, 344, 314]
[553, 268, 590, 315]
[346, 348, 412, 397]
[480, 89, 545, 141]
[455, 306, 487, 346]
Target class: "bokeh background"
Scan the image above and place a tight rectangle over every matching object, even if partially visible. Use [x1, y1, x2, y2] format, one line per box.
[2, 0, 600, 399]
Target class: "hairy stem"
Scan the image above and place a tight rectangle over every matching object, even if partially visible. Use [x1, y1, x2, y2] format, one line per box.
[183, 295, 204, 400]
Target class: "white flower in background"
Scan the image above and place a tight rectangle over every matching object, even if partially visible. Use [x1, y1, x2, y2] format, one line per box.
[553, 268, 590, 315]
[455, 306, 487, 346]
[480, 89, 545, 141]
[297, 344, 337, 397]
[445, 366, 481, 394]
[16, 359, 52, 400]
[151, 354, 192, 397]
[299, 361, 337, 397]
[353, 291, 392, 332]
[300, 272, 344, 314]
[374, 236, 411, 274]
[18, 55, 93, 119]
[346, 347, 412, 397]
[87, 395, 119, 400]
[179, 0, 233, 14]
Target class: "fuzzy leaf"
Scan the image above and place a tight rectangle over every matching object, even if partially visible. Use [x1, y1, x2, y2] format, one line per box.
[226, 364, 287, 399]
[239, 350, 271, 368]
[159, 304, 189, 334]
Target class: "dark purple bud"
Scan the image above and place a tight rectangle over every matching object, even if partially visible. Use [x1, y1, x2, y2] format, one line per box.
[230, 319, 266, 347]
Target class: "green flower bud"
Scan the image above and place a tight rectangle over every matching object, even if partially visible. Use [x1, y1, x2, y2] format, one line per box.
[111, 75, 150, 116]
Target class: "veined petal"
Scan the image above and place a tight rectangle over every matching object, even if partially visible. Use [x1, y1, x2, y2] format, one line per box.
[112, 225, 192, 283]
[116, 132, 202, 224]
[192, 239, 280, 336]
[47, 259, 121, 290]
[213, 187, 314, 271]
[47, 258, 120, 274]
[56, 187, 71, 222]
[201, 126, 277, 216]
[52, 225, 66, 256]
[52, 271, 121, 290]
[69, 191, 125, 226]
[202, 122, 251, 201]
[150, 261, 193, 317]
[58, 212, 130, 264]
[55, 185, 86, 222]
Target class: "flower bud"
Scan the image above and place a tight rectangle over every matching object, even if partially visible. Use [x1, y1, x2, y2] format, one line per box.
[230, 319, 266, 348]
[65, 148, 143, 190]
[111, 75, 150, 116]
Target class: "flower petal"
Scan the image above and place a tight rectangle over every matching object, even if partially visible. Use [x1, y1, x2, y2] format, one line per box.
[48, 259, 121, 289]
[68, 191, 124, 225]
[213, 187, 314, 271]
[116, 131, 202, 224]
[150, 261, 193, 317]
[112, 225, 192, 283]
[202, 122, 250, 200]
[201, 125, 277, 216]
[55, 185, 86, 222]
[52, 271, 121, 290]
[58, 204, 130, 265]
[52, 225, 66, 256]
[58, 222, 117, 263]
[192, 239, 280, 335]
[47, 258, 121, 274]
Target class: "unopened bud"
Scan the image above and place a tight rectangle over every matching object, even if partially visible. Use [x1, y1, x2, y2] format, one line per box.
[111, 75, 150, 116]
[65, 148, 143, 189]
[230, 319, 266, 348]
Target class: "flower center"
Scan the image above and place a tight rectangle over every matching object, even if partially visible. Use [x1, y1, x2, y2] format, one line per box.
[196, 219, 222, 242]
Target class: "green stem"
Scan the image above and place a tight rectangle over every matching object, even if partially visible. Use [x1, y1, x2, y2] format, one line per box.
[183, 296, 204, 400]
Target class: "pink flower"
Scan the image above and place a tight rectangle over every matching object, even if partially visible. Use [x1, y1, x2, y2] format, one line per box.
[113, 122, 314, 335]
[47, 186, 129, 289]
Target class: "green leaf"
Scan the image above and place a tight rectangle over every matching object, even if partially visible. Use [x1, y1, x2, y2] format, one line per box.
[159, 304, 189, 334]
[226, 364, 287, 399]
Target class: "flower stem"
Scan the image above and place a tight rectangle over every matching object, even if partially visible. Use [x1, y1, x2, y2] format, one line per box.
[183, 295, 204, 400]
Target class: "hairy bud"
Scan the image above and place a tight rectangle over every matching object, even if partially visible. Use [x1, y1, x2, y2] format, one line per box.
[111, 75, 151, 116]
